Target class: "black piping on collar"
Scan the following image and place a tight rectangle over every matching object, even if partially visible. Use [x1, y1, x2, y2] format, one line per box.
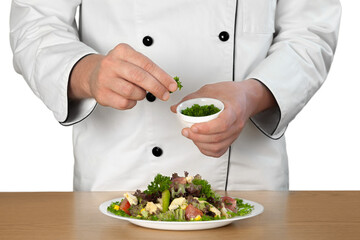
[225, 0, 239, 192]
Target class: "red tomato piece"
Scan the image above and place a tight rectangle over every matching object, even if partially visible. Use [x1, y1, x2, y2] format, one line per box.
[185, 204, 203, 221]
[221, 196, 237, 212]
[120, 198, 131, 215]
[172, 177, 187, 184]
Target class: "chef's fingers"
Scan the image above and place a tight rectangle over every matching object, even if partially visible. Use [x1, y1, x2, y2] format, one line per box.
[197, 147, 229, 158]
[96, 89, 137, 110]
[170, 104, 177, 113]
[105, 77, 146, 101]
[193, 139, 233, 158]
[112, 60, 171, 101]
[196, 148, 226, 158]
[113, 43, 178, 93]
[182, 124, 237, 143]
[190, 107, 238, 135]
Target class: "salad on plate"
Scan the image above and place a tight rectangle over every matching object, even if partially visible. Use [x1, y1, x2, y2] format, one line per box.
[107, 172, 254, 221]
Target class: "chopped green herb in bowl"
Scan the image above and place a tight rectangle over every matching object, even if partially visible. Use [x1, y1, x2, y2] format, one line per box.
[176, 98, 224, 128]
[181, 104, 220, 117]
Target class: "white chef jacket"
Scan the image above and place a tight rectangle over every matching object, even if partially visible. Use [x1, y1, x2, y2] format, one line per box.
[10, 0, 341, 191]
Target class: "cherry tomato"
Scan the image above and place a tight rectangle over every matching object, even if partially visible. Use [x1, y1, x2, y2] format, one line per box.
[119, 198, 131, 215]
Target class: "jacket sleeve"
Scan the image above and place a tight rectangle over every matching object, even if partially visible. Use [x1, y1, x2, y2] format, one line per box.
[247, 0, 341, 139]
[10, 0, 97, 125]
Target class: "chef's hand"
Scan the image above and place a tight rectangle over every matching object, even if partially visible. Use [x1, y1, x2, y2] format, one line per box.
[171, 79, 276, 158]
[68, 43, 177, 110]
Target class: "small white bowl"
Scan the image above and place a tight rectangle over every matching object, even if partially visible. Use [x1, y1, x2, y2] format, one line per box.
[176, 98, 224, 128]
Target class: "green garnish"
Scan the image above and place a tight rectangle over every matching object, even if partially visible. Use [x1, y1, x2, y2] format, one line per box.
[200, 215, 222, 221]
[192, 178, 220, 201]
[181, 104, 220, 117]
[173, 76, 183, 91]
[228, 199, 254, 217]
[107, 201, 129, 217]
[144, 174, 172, 195]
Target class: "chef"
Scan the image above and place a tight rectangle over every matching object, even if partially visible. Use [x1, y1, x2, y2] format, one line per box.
[10, 0, 341, 191]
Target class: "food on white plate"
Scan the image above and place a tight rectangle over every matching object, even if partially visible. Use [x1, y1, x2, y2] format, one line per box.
[107, 172, 254, 221]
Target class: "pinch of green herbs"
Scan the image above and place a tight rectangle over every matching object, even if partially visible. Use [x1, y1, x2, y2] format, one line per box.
[170, 76, 183, 93]
[174, 76, 183, 90]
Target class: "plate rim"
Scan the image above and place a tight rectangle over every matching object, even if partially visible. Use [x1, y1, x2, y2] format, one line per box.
[99, 196, 264, 230]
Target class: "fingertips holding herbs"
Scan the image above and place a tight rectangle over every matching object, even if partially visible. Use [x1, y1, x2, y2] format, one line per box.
[170, 76, 183, 93]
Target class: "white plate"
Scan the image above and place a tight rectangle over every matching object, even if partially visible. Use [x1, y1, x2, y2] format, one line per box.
[99, 197, 264, 231]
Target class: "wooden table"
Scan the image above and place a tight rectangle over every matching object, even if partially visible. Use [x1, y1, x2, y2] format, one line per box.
[0, 191, 359, 240]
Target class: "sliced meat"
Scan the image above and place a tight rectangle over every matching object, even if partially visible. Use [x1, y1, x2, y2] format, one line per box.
[221, 196, 237, 213]
[172, 177, 187, 185]
[185, 204, 203, 220]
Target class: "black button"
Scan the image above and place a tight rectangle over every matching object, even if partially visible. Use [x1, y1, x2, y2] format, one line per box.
[143, 36, 153, 47]
[219, 31, 230, 42]
[146, 92, 156, 102]
[152, 147, 163, 157]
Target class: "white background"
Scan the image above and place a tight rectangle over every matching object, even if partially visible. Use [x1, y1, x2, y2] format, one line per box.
[1, 1, 359, 191]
